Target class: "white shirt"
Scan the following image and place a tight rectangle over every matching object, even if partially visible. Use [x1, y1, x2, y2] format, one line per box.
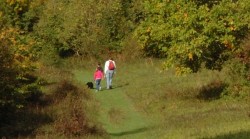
[104, 60, 116, 74]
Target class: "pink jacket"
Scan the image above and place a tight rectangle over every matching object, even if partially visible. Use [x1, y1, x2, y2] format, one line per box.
[94, 70, 103, 80]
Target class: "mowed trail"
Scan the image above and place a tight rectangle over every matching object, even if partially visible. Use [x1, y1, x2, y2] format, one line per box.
[74, 69, 159, 139]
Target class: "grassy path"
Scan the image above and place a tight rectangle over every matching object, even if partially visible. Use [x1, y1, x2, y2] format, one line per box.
[73, 69, 159, 139]
[72, 60, 250, 139]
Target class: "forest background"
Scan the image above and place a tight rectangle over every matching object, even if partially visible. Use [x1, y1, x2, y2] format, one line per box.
[0, 0, 250, 138]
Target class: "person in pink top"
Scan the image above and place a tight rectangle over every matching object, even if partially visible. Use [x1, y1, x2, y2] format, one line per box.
[94, 66, 104, 92]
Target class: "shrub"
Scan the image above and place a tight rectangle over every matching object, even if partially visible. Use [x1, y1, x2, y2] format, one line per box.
[52, 81, 105, 137]
[221, 59, 250, 99]
[221, 36, 250, 99]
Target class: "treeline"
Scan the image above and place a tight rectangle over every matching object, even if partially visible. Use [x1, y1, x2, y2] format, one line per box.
[1, 0, 250, 70]
[0, 0, 250, 137]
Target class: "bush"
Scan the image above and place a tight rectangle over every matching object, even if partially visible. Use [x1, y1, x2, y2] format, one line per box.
[52, 81, 105, 137]
[221, 36, 250, 99]
[221, 59, 250, 99]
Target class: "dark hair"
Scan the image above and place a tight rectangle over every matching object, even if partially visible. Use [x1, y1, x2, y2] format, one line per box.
[97, 67, 102, 71]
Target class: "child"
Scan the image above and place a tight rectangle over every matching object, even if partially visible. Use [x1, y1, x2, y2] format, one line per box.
[97, 62, 103, 72]
[94, 66, 104, 92]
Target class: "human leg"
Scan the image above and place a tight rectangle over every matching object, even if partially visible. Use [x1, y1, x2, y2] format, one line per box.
[109, 70, 114, 89]
[106, 70, 114, 89]
[106, 71, 110, 89]
[95, 79, 101, 91]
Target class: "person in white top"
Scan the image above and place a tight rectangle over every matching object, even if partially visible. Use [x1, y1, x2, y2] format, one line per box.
[104, 58, 116, 89]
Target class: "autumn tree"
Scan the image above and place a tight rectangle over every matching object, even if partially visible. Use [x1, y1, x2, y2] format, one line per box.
[0, 0, 41, 118]
[34, 0, 142, 58]
[135, 0, 250, 74]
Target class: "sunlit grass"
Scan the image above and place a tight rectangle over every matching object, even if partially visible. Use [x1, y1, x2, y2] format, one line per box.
[107, 58, 250, 139]
[34, 58, 250, 139]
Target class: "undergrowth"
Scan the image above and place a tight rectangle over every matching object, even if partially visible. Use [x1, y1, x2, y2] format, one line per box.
[52, 80, 105, 137]
[1, 64, 107, 139]
[117, 58, 250, 138]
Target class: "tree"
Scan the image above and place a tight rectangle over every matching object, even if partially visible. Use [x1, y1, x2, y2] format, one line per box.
[134, 0, 250, 74]
[34, 0, 141, 58]
[0, 0, 40, 115]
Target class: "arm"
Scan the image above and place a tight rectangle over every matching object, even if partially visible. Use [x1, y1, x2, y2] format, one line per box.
[102, 72, 104, 79]
[94, 72, 96, 81]
[113, 61, 116, 74]
[104, 61, 108, 74]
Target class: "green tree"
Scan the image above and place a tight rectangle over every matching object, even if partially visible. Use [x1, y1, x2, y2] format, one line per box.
[135, 0, 250, 74]
[0, 0, 41, 119]
[34, 0, 141, 59]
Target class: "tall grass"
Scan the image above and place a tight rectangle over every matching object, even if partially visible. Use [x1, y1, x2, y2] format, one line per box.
[3, 63, 107, 139]
[4, 56, 249, 138]
[52, 81, 105, 137]
[115, 58, 250, 138]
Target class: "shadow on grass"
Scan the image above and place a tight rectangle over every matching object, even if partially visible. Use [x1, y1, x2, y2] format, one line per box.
[109, 127, 152, 137]
[0, 110, 52, 138]
[197, 80, 226, 101]
[0, 91, 54, 138]
[202, 131, 250, 139]
[112, 82, 129, 89]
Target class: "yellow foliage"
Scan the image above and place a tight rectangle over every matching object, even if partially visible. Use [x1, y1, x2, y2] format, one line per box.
[230, 26, 236, 31]
[223, 40, 233, 49]
[0, 27, 36, 74]
[188, 53, 193, 60]
[176, 4, 180, 9]
[20, 0, 27, 3]
[184, 13, 188, 18]
[175, 66, 192, 76]
[22, 64, 27, 68]
[146, 27, 151, 33]
[29, 0, 47, 9]
[8, 0, 15, 5]
[0, 33, 4, 39]
[157, 3, 164, 8]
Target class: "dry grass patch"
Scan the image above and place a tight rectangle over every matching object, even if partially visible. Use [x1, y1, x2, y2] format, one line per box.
[108, 107, 126, 125]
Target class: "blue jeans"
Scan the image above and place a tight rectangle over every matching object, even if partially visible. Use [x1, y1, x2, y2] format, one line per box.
[106, 70, 114, 89]
[95, 79, 101, 91]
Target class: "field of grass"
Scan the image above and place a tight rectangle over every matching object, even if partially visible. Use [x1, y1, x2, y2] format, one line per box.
[72, 58, 250, 139]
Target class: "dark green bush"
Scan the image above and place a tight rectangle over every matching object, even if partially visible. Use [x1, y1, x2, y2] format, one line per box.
[221, 36, 250, 99]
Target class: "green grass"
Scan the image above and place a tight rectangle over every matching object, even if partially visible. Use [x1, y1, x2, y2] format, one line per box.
[74, 68, 155, 139]
[72, 58, 250, 139]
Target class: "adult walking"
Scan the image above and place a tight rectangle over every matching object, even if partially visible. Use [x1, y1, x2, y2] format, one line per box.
[104, 58, 116, 89]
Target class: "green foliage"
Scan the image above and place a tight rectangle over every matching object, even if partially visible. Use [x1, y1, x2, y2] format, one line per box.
[0, 0, 42, 31]
[0, 27, 38, 108]
[0, 41, 18, 109]
[134, 0, 250, 73]
[219, 35, 250, 99]
[34, 0, 141, 60]
[0, 2, 43, 135]
[1, 0, 250, 137]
